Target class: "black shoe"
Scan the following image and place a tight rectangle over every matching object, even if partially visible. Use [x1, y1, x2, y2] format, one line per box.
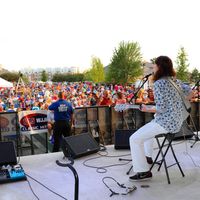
[146, 156, 153, 164]
[129, 171, 152, 182]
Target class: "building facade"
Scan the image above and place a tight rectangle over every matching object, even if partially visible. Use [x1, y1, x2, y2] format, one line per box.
[21, 66, 79, 81]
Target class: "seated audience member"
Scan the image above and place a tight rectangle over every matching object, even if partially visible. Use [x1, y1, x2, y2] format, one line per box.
[114, 91, 126, 105]
[99, 90, 113, 106]
[90, 92, 100, 106]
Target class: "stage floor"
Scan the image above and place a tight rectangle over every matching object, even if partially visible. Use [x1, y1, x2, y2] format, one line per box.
[1, 138, 200, 200]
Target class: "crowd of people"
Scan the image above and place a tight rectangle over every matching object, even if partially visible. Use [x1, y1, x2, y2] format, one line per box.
[0, 81, 146, 112]
[1, 60, 200, 181]
[0, 80, 199, 113]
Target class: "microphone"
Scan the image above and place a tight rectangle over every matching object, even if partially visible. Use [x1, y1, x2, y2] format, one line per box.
[143, 73, 152, 79]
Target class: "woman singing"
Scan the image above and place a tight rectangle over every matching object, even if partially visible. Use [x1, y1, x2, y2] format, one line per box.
[129, 56, 193, 181]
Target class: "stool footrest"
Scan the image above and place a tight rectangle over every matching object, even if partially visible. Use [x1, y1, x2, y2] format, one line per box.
[167, 163, 179, 168]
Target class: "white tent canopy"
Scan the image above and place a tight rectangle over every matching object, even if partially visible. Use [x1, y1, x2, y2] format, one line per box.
[0, 77, 13, 88]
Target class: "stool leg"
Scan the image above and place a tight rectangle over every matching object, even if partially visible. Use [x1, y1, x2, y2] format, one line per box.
[157, 139, 172, 171]
[158, 139, 171, 184]
[150, 138, 161, 171]
[159, 135, 185, 177]
[151, 134, 185, 184]
[150, 137, 166, 171]
[170, 145, 185, 177]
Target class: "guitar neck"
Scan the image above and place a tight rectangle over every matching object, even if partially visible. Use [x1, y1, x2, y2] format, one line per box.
[128, 104, 140, 109]
[128, 104, 154, 110]
[114, 103, 155, 112]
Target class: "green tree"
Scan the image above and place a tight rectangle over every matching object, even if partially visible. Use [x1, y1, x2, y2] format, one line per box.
[41, 70, 48, 82]
[52, 73, 64, 82]
[84, 70, 92, 81]
[190, 68, 200, 83]
[175, 47, 190, 82]
[106, 41, 143, 84]
[150, 57, 157, 64]
[52, 73, 84, 82]
[84, 57, 105, 82]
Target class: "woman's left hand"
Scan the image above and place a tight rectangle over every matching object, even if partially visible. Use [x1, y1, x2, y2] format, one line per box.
[140, 104, 147, 112]
[140, 104, 156, 113]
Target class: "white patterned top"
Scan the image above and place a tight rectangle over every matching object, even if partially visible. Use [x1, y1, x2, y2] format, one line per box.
[152, 77, 191, 133]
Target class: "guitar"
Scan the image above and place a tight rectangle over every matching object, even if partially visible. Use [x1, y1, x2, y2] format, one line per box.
[114, 104, 154, 112]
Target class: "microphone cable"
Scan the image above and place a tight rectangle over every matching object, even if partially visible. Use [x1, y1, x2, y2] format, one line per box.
[102, 176, 137, 197]
[26, 177, 40, 200]
[25, 173, 68, 200]
[82, 151, 132, 173]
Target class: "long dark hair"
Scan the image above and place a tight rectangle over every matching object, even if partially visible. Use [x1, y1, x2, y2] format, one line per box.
[153, 56, 176, 81]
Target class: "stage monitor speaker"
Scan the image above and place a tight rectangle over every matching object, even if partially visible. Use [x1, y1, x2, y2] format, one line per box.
[114, 129, 135, 149]
[174, 121, 194, 140]
[0, 141, 17, 166]
[62, 133, 100, 159]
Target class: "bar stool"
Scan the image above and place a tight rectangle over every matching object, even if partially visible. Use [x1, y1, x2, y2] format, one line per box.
[150, 133, 185, 184]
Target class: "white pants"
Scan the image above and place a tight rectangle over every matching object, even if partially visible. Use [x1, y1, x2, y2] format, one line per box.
[129, 121, 168, 173]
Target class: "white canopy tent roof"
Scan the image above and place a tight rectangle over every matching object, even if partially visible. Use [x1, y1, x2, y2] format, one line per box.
[0, 77, 13, 88]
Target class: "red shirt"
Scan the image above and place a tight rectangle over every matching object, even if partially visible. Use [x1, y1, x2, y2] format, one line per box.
[100, 97, 112, 106]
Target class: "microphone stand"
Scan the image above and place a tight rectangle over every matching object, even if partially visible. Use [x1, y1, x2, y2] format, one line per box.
[129, 77, 150, 104]
[119, 76, 150, 175]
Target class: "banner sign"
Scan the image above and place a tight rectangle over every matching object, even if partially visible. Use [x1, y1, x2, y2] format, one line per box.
[0, 112, 17, 136]
[18, 110, 48, 134]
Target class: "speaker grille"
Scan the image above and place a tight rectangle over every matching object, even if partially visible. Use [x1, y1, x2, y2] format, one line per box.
[0, 141, 17, 166]
[114, 130, 135, 149]
[63, 133, 100, 158]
